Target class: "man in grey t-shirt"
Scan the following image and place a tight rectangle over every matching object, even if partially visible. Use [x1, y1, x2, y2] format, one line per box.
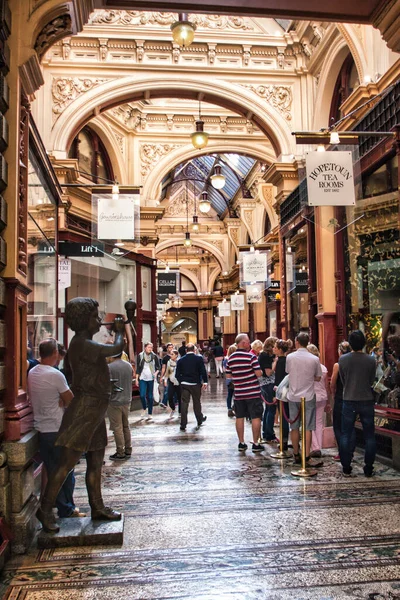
[107, 354, 133, 460]
[339, 330, 376, 477]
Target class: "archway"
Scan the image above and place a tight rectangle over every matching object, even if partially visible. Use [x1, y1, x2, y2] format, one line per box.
[50, 76, 295, 158]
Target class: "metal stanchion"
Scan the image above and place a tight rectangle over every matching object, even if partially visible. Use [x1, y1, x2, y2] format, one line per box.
[271, 400, 292, 459]
[291, 397, 317, 478]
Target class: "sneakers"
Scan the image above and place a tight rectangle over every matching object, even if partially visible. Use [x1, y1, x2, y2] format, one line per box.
[125, 452, 132, 458]
[109, 452, 127, 461]
[227, 410, 235, 418]
[342, 466, 353, 477]
[252, 443, 265, 453]
[159, 403, 167, 410]
[333, 454, 341, 462]
[180, 426, 186, 432]
[140, 410, 146, 418]
[146, 415, 153, 421]
[66, 508, 87, 518]
[238, 442, 248, 451]
[169, 410, 175, 418]
[195, 415, 207, 431]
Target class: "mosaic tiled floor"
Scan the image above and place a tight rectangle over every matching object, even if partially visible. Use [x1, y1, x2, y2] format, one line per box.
[2, 380, 400, 599]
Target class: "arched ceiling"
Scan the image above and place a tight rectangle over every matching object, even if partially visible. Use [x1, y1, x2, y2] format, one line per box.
[161, 153, 257, 216]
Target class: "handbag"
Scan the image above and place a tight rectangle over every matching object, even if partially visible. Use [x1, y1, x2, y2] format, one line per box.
[276, 374, 289, 402]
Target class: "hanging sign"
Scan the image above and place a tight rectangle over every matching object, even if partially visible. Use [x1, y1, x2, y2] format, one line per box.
[246, 284, 263, 303]
[58, 241, 105, 257]
[214, 316, 221, 328]
[157, 271, 177, 303]
[306, 151, 356, 206]
[295, 271, 309, 293]
[242, 251, 268, 283]
[58, 258, 71, 290]
[230, 294, 245, 311]
[286, 253, 294, 283]
[218, 302, 231, 317]
[94, 191, 139, 240]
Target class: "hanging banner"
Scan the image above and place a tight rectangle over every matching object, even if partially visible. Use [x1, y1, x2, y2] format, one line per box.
[241, 251, 268, 283]
[246, 284, 263, 303]
[58, 258, 71, 290]
[286, 253, 294, 283]
[230, 294, 245, 311]
[218, 302, 231, 317]
[157, 271, 178, 303]
[306, 151, 356, 206]
[93, 188, 140, 241]
[295, 271, 308, 293]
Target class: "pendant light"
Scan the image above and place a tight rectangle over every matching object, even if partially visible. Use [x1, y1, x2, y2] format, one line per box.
[171, 13, 196, 47]
[192, 214, 199, 232]
[183, 182, 192, 246]
[191, 100, 209, 149]
[210, 163, 226, 189]
[198, 190, 211, 214]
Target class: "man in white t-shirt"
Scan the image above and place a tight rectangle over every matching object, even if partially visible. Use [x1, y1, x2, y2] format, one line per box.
[286, 332, 322, 467]
[28, 338, 83, 518]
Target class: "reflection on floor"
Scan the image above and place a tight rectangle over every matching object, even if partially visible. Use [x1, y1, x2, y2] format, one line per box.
[2, 379, 400, 599]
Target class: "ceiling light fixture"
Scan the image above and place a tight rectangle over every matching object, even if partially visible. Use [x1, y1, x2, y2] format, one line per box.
[317, 144, 326, 152]
[210, 163, 226, 189]
[198, 190, 211, 213]
[184, 231, 192, 247]
[329, 131, 340, 145]
[192, 214, 199, 232]
[171, 13, 196, 47]
[191, 100, 209, 149]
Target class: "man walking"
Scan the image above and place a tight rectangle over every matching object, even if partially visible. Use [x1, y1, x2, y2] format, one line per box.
[28, 338, 84, 518]
[339, 330, 377, 477]
[175, 343, 207, 431]
[107, 352, 133, 460]
[225, 333, 264, 452]
[285, 332, 322, 466]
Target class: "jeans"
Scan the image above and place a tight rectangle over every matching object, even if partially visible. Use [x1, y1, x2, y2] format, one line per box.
[139, 379, 154, 414]
[226, 387, 234, 410]
[39, 432, 75, 518]
[262, 383, 277, 440]
[340, 400, 375, 471]
[167, 380, 181, 412]
[161, 384, 168, 406]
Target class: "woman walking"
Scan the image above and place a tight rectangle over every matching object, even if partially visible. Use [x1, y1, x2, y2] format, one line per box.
[330, 341, 351, 460]
[136, 342, 160, 420]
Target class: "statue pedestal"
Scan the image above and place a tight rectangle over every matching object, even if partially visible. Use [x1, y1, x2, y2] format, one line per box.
[37, 515, 124, 549]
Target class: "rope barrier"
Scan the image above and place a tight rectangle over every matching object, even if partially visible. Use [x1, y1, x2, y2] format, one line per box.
[281, 401, 301, 424]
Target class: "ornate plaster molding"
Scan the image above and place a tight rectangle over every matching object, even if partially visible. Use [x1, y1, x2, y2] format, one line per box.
[88, 10, 255, 31]
[240, 84, 292, 121]
[140, 143, 183, 181]
[35, 14, 73, 60]
[51, 76, 112, 123]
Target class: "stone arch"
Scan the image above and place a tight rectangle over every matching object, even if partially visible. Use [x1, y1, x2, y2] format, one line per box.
[208, 266, 222, 293]
[336, 24, 367, 83]
[50, 76, 295, 158]
[312, 38, 354, 130]
[179, 268, 200, 292]
[156, 238, 226, 271]
[143, 142, 276, 205]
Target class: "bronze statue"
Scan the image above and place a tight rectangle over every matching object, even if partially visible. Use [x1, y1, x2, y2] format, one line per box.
[36, 297, 127, 533]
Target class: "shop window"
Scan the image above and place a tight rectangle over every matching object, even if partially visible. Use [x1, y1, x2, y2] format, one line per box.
[363, 156, 398, 198]
[68, 126, 113, 183]
[27, 152, 57, 357]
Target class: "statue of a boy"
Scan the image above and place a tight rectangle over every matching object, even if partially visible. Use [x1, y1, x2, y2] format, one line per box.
[36, 297, 126, 533]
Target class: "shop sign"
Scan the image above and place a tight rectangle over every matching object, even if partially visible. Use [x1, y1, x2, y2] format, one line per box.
[96, 193, 136, 240]
[214, 316, 221, 328]
[295, 271, 308, 293]
[286, 253, 294, 283]
[58, 241, 105, 257]
[246, 284, 263, 303]
[230, 294, 245, 311]
[58, 258, 71, 290]
[157, 272, 177, 302]
[242, 251, 268, 283]
[267, 281, 280, 302]
[306, 151, 356, 206]
[218, 302, 231, 317]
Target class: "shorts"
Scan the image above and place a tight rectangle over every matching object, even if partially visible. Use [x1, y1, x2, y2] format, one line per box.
[234, 397, 263, 420]
[288, 397, 316, 431]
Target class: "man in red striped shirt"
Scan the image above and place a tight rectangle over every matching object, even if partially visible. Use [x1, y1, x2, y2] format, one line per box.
[225, 333, 265, 452]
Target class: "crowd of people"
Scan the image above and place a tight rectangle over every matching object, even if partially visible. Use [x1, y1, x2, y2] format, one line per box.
[26, 326, 400, 525]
